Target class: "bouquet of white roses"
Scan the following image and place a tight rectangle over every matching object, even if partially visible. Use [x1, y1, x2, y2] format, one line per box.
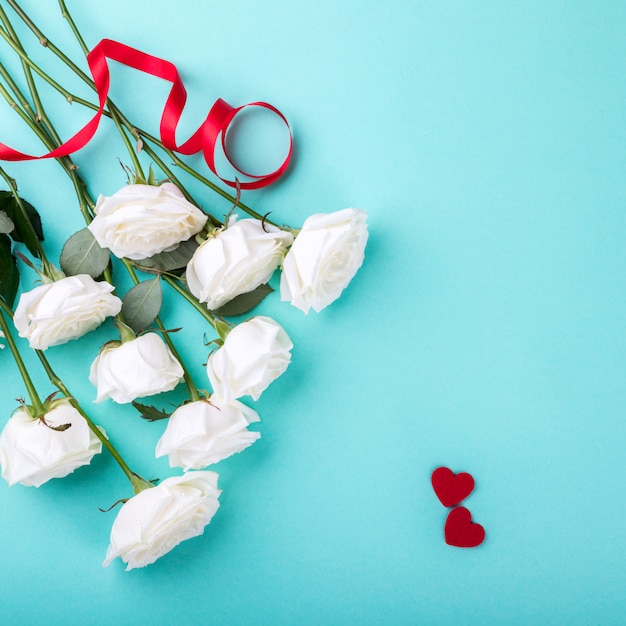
[0, 0, 368, 571]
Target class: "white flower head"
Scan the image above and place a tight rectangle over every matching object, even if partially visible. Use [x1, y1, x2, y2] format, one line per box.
[103, 471, 221, 570]
[280, 208, 368, 313]
[13, 274, 122, 350]
[0, 400, 102, 487]
[186, 217, 293, 310]
[207, 316, 292, 401]
[89, 332, 184, 404]
[156, 398, 261, 470]
[88, 183, 207, 261]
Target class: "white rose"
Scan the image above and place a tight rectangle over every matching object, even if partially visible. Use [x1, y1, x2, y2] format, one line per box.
[13, 274, 122, 350]
[88, 183, 208, 260]
[186, 217, 293, 310]
[0, 400, 102, 487]
[207, 316, 292, 401]
[89, 332, 184, 403]
[155, 398, 260, 470]
[280, 208, 368, 313]
[103, 471, 221, 570]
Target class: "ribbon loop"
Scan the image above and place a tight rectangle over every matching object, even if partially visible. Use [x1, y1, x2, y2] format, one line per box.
[209, 100, 292, 190]
[0, 38, 292, 190]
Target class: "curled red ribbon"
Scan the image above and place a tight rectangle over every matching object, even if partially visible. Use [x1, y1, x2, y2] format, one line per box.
[0, 38, 292, 190]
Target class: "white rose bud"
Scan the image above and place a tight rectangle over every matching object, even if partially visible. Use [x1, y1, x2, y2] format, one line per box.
[155, 398, 260, 470]
[103, 471, 221, 570]
[186, 218, 293, 310]
[88, 183, 208, 260]
[13, 274, 122, 350]
[280, 208, 368, 313]
[0, 400, 102, 487]
[89, 332, 184, 404]
[207, 316, 292, 401]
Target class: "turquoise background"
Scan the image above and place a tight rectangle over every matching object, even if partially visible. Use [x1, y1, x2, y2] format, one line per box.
[1, 0, 625, 623]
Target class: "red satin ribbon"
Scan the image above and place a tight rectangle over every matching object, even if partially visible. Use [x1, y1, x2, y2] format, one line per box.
[0, 38, 292, 190]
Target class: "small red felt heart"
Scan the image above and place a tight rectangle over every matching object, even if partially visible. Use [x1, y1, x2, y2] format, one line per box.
[444, 507, 485, 548]
[431, 466, 475, 507]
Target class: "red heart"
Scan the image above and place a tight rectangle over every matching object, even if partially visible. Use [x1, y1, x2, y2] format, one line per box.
[444, 507, 485, 548]
[431, 466, 474, 507]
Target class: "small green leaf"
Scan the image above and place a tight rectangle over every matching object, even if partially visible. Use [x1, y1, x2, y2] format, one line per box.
[135, 238, 199, 273]
[213, 283, 274, 317]
[60, 228, 110, 278]
[0, 191, 44, 257]
[0, 210, 14, 234]
[131, 401, 171, 421]
[0, 234, 19, 307]
[44, 421, 72, 432]
[121, 278, 162, 333]
[147, 165, 158, 186]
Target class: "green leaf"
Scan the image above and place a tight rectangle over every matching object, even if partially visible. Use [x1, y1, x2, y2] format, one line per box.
[0, 191, 44, 257]
[135, 238, 199, 273]
[147, 165, 159, 187]
[60, 228, 110, 278]
[213, 283, 274, 317]
[44, 421, 72, 432]
[0, 210, 14, 234]
[131, 401, 171, 421]
[121, 278, 162, 333]
[19, 199, 43, 241]
[0, 234, 19, 307]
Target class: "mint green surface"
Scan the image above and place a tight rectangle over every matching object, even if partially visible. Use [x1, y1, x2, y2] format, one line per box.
[1, 1, 626, 624]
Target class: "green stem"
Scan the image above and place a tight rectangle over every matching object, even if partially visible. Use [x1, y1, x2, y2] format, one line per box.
[0, 70, 41, 136]
[7, 0, 93, 87]
[0, 22, 104, 112]
[0, 301, 46, 416]
[0, 53, 33, 118]
[121, 260, 201, 402]
[0, 6, 54, 139]
[109, 105, 144, 179]
[161, 273, 231, 340]
[58, 0, 89, 55]
[67, 167, 95, 222]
